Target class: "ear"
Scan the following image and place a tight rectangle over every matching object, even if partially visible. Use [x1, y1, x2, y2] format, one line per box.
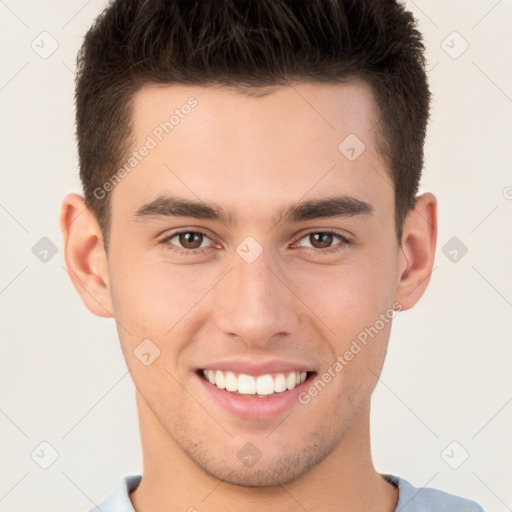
[395, 193, 437, 311]
[60, 193, 113, 318]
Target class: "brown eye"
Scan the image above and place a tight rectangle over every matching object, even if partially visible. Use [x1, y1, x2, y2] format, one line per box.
[309, 232, 334, 249]
[178, 232, 204, 249]
[295, 231, 349, 253]
[160, 230, 215, 254]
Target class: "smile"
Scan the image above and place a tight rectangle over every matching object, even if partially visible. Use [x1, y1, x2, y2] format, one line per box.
[201, 369, 310, 397]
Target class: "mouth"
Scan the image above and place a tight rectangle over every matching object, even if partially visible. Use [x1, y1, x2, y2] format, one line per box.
[194, 357, 318, 421]
[198, 368, 315, 397]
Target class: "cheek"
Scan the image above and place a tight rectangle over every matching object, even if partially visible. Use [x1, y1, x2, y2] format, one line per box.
[109, 249, 212, 332]
[286, 246, 398, 391]
[291, 252, 397, 336]
[108, 251, 224, 380]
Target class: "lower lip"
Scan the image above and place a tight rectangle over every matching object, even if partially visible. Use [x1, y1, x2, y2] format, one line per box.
[195, 371, 314, 421]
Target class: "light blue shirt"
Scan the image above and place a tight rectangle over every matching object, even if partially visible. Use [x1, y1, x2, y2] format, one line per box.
[89, 474, 484, 511]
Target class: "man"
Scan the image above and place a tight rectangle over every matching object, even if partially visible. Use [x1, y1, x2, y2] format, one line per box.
[60, 1, 484, 510]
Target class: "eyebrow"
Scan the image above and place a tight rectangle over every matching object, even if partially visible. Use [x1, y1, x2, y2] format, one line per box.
[133, 194, 373, 225]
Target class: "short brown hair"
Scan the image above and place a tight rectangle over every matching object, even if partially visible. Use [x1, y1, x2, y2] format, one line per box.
[75, 0, 430, 251]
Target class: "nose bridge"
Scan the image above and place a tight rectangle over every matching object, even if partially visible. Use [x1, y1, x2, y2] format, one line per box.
[214, 249, 299, 345]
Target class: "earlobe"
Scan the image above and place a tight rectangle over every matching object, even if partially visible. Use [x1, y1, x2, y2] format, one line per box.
[395, 193, 437, 310]
[60, 193, 114, 318]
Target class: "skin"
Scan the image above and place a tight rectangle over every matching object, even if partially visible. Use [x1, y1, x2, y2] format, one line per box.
[61, 80, 437, 512]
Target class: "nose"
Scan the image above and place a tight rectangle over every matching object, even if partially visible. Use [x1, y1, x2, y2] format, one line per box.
[213, 250, 300, 347]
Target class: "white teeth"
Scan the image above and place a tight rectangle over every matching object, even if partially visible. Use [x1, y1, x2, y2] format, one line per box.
[215, 370, 226, 389]
[225, 371, 237, 392]
[238, 374, 256, 394]
[256, 374, 274, 395]
[274, 373, 287, 392]
[201, 369, 309, 396]
[286, 372, 296, 390]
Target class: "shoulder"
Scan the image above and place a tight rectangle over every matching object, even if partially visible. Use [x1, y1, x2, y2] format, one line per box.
[90, 473, 485, 512]
[87, 475, 141, 512]
[385, 474, 485, 512]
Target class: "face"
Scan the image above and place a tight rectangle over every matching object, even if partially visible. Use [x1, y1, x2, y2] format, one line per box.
[103, 80, 403, 485]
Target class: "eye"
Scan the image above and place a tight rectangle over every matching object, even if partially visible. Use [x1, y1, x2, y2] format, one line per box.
[295, 230, 350, 253]
[159, 229, 350, 257]
[160, 230, 214, 253]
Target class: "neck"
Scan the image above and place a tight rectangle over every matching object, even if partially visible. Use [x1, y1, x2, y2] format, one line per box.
[130, 391, 397, 512]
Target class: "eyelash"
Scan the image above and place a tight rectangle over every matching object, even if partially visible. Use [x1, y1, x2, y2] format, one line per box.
[159, 229, 351, 256]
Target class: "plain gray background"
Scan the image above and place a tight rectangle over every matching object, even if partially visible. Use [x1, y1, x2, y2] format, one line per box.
[1, 1, 511, 511]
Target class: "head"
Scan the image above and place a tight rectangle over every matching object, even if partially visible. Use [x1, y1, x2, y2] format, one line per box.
[75, 0, 430, 251]
[62, 0, 436, 487]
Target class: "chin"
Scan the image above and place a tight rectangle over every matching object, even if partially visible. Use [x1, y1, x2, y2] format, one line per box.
[178, 433, 340, 488]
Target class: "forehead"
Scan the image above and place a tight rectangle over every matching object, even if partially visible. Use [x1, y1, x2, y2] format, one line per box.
[112, 80, 391, 223]
[130, 80, 380, 153]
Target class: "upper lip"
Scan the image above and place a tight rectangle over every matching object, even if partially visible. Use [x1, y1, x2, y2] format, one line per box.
[198, 358, 315, 376]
